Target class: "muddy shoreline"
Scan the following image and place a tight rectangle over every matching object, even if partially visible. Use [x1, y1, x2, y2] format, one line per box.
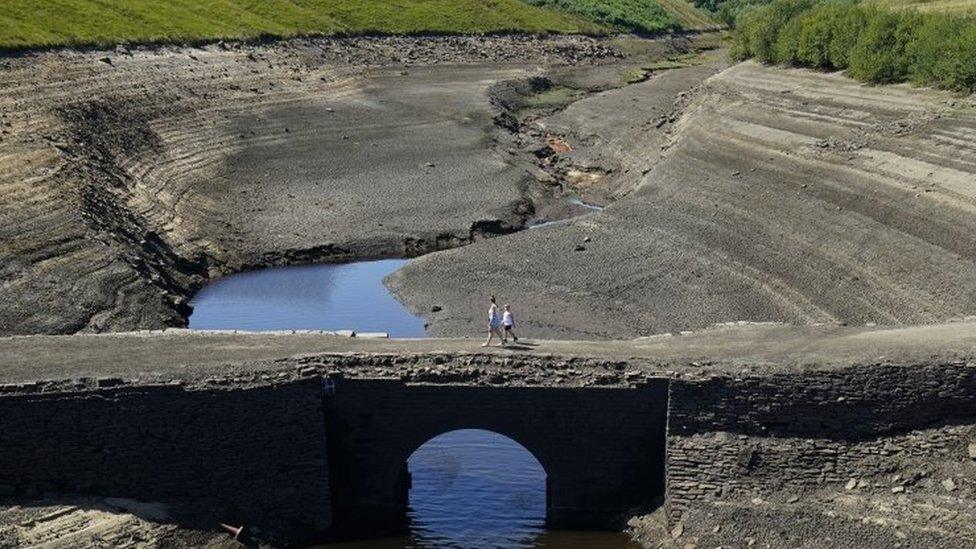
[0, 33, 713, 336]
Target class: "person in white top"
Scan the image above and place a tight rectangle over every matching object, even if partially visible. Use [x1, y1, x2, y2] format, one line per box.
[482, 296, 505, 347]
[502, 304, 519, 344]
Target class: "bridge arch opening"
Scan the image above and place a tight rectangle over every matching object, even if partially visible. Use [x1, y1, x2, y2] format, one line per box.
[403, 428, 549, 547]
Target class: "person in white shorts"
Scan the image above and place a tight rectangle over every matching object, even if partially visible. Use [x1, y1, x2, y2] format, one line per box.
[483, 296, 505, 347]
[502, 304, 519, 344]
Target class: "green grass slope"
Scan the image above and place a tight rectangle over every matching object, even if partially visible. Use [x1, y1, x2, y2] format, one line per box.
[864, 0, 976, 13]
[0, 0, 605, 50]
[524, 0, 718, 33]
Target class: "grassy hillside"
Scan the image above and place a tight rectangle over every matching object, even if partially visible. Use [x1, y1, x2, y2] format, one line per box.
[0, 0, 606, 50]
[524, 0, 718, 33]
[864, 0, 976, 13]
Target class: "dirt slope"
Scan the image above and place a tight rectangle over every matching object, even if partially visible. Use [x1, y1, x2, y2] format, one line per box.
[0, 36, 623, 336]
[388, 61, 976, 339]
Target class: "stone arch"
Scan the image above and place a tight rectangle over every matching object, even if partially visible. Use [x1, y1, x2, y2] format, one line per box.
[323, 378, 668, 538]
[402, 428, 550, 531]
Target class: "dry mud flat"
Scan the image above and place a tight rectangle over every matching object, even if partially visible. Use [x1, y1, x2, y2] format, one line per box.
[390, 61, 976, 339]
[0, 34, 689, 336]
[0, 496, 232, 548]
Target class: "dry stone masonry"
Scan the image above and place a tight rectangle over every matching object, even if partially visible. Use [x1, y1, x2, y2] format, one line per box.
[0, 347, 974, 545]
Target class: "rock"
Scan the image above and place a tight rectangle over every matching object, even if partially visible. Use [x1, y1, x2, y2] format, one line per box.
[712, 525, 721, 533]
[430, 305, 442, 312]
[941, 479, 956, 492]
[574, 245, 586, 252]
[425, 162, 435, 168]
[583, 236, 591, 243]
[787, 495, 800, 504]
[746, 537, 756, 546]
[731, 171, 740, 177]
[892, 486, 905, 494]
[98, 57, 113, 65]
[671, 522, 684, 539]
[845, 478, 858, 491]
[968, 442, 976, 460]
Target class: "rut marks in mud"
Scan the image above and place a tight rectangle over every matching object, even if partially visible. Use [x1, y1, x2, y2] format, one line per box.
[55, 97, 210, 316]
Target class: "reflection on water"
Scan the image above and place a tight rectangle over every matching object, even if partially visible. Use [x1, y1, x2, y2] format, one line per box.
[188, 259, 425, 337]
[320, 430, 636, 549]
[408, 430, 546, 548]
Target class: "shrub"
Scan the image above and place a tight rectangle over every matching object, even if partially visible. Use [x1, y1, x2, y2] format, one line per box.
[793, 5, 846, 67]
[825, 5, 867, 69]
[773, 15, 805, 64]
[848, 10, 923, 83]
[730, 0, 815, 62]
[909, 14, 976, 91]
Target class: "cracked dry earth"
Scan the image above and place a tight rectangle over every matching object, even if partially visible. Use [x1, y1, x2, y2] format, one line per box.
[389, 61, 976, 340]
[0, 35, 632, 336]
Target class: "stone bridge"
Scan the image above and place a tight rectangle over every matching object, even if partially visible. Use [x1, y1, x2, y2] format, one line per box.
[325, 379, 667, 535]
[1, 321, 975, 544]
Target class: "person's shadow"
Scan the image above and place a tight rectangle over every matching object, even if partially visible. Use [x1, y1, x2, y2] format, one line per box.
[502, 342, 538, 350]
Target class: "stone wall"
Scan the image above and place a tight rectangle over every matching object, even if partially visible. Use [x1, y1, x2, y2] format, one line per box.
[0, 379, 332, 543]
[324, 377, 669, 536]
[664, 361, 976, 521]
[0, 367, 670, 542]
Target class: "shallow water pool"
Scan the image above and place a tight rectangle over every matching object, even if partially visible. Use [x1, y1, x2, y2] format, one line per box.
[188, 259, 425, 337]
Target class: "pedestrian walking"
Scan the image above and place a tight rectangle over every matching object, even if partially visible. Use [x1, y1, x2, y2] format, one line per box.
[483, 296, 505, 347]
[502, 304, 519, 344]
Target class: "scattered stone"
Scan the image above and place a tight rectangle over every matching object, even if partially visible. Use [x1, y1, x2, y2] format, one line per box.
[583, 236, 591, 243]
[325, 107, 335, 113]
[574, 245, 586, 252]
[968, 442, 976, 460]
[746, 537, 756, 546]
[430, 305, 442, 312]
[787, 495, 799, 504]
[845, 478, 858, 491]
[892, 486, 905, 494]
[941, 478, 956, 492]
[671, 522, 684, 539]
[98, 57, 113, 65]
[712, 525, 721, 533]
[425, 162, 435, 168]
[731, 171, 740, 177]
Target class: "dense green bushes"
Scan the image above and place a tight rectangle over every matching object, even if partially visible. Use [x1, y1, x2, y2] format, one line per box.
[523, 0, 681, 34]
[731, 0, 976, 92]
